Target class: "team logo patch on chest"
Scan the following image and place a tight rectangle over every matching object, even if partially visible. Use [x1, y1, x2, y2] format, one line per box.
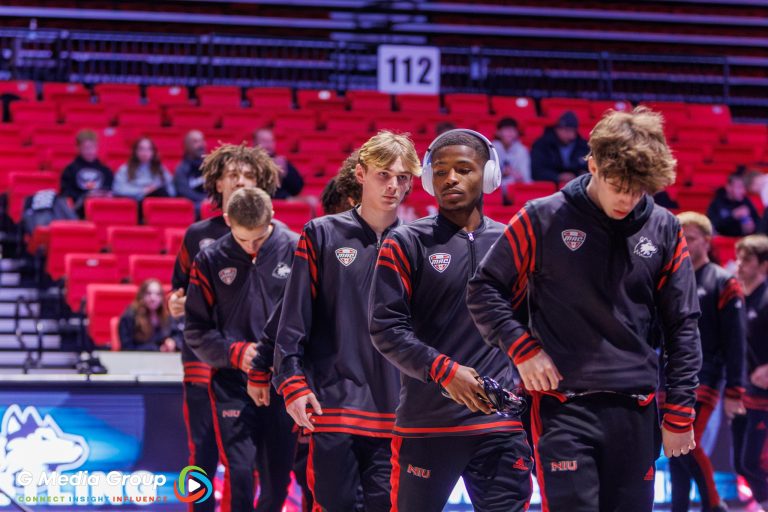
[429, 253, 451, 273]
[634, 237, 658, 258]
[199, 238, 216, 251]
[272, 262, 291, 279]
[335, 247, 358, 266]
[561, 229, 586, 251]
[218, 267, 237, 285]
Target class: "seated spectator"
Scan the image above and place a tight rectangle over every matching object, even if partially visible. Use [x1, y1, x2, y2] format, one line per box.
[744, 168, 768, 209]
[113, 137, 176, 201]
[707, 172, 760, 236]
[654, 190, 679, 210]
[531, 110, 589, 184]
[492, 117, 531, 204]
[320, 150, 362, 215]
[254, 127, 304, 199]
[173, 130, 208, 212]
[60, 129, 113, 216]
[21, 189, 77, 240]
[119, 279, 182, 351]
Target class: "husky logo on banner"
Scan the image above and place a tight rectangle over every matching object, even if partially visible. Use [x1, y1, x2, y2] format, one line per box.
[218, 267, 237, 285]
[429, 253, 451, 273]
[335, 248, 357, 267]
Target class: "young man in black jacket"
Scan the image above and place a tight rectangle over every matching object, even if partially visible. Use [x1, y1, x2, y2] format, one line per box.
[530, 111, 589, 184]
[59, 129, 113, 217]
[670, 212, 746, 512]
[169, 144, 280, 512]
[468, 107, 702, 512]
[733, 234, 768, 511]
[185, 187, 298, 512]
[369, 129, 532, 512]
[273, 131, 420, 512]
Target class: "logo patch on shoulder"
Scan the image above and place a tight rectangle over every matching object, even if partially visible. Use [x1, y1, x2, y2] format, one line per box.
[199, 238, 216, 250]
[272, 262, 291, 279]
[429, 253, 451, 273]
[218, 267, 237, 285]
[561, 229, 586, 251]
[335, 247, 357, 266]
[634, 237, 658, 258]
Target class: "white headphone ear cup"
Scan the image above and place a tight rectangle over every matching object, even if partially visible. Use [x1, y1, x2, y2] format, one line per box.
[421, 164, 435, 196]
[483, 160, 501, 194]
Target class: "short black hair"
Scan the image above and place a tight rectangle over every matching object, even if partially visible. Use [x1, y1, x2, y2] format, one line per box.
[496, 117, 519, 130]
[431, 131, 490, 165]
[321, 178, 348, 215]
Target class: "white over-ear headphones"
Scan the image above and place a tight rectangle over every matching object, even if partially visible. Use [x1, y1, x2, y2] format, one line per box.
[420, 128, 501, 196]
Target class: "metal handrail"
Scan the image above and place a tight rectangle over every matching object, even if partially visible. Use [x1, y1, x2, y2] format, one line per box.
[14, 294, 43, 374]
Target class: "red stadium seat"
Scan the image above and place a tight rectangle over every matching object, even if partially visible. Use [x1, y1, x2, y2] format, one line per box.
[372, 114, 422, 135]
[30, 126, 77, 150]
[444, 93, 490, 115]
[687, 104, 731, 127]
[711, 145, 762, 165]
[322, 112, 373, 134]
[196, 85, 242, 109]
[505, 181, 558, 207]
[94, 83, 141, 107]
[107, 225, 164, 276]
[540, 98, 591, 122]
[0, 80, 37, 101]
[42, 82, 89, 102]
[61, 104, 112, 128]
[273, 113, 318, 135]
[0, 149, 44, 186]
[296, 134, 347, 155]
[64, 253, 121, 311]
[589, 100, 632, 120]
[673, 127, 721, 146]
[490, 96, 538, 121]
[128, 254, 176, 285]
[396, 94, 440, 113]
[346, 91, 391, 112]
[46, 221, 100, 280]
[484, 204, 518, 224]
[220, 109, 270, 134]
[273, 200, 313, 232]
[725, 124, 767, 147]
[164, 227, 187, 256]
[676, 187, 715, 214]
[11, 101, 59, 124]
[26, 225, 50, 255]
[7, 172, 59, 223]
[167, 106, 219, 130]
[200, 200, 220, 220]
[711, 236, 738, 266]
[246, 87, 293, 111]
[146, 85, 189, 106]
[86, 284, 138, 346]
[297, 89, 346, 111]
[84, 197, 139, 244]
[116, 106, 163, 128]
[142, 197, 195, 228]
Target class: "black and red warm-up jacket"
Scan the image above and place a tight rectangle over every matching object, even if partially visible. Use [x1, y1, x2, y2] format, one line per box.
[184, 222, 298, 389]
[369, 214, 524, 437]
[693, 262, 746, 407]
[467, 174, 702, 433]
[172, 215, 230, 386]
[272, 207, 401, 437]
[744, 280, 768, 411]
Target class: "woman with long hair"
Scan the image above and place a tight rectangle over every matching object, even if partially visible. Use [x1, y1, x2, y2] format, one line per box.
[119, 279, 181, 351]
[113, 137, 176, 200]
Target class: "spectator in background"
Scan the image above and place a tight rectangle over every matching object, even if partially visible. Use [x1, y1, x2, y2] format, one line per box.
[119, 279, 182, 352]
[113, 137, 175, 201]
[321, 151, 363, 215]
[60, 129, 113, 216]
[174, 130, 208, 213]
[531, 110, 589, 184]
[707, 172, 759, 237]
[744, 168, 768, 209]
[254, 128, 304, 199]
[493, 117, 530, 204]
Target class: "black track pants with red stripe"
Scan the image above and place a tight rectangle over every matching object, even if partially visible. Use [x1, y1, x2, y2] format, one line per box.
[731, 407, 768, 503]
[183, 382, 219, 512]
[209, 370, 297, 512]
[389, 431, 532, 512]
[669, 400, 723, 512]
[308, 433, 389, 512]
[531, 393, 661, 512]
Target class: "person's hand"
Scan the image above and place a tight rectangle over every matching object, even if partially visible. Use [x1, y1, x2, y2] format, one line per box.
[160, 338, 177, 352]
[168, 289, 186, 318]
[443, 365, 492, 414]
[732, 206, 750, 219]
[516, 350, 562, 392]
[247, 383, 271, 407]
[750, 364, 768, 389]
[285, 393, 323, 431]
[662, 426, 695, 457]
[240, 343, 258, 372]
[723, 396, 746, 419]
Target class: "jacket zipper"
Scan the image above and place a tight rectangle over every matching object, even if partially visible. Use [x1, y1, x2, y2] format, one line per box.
[468, 231, 476, 278]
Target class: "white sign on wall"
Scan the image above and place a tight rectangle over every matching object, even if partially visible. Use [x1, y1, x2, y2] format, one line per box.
[377, 45, 441, 95]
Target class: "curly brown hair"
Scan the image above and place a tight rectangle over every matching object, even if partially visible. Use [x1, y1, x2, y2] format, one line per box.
[588, 106, 677, 194]
[202, 143, 280, 208]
